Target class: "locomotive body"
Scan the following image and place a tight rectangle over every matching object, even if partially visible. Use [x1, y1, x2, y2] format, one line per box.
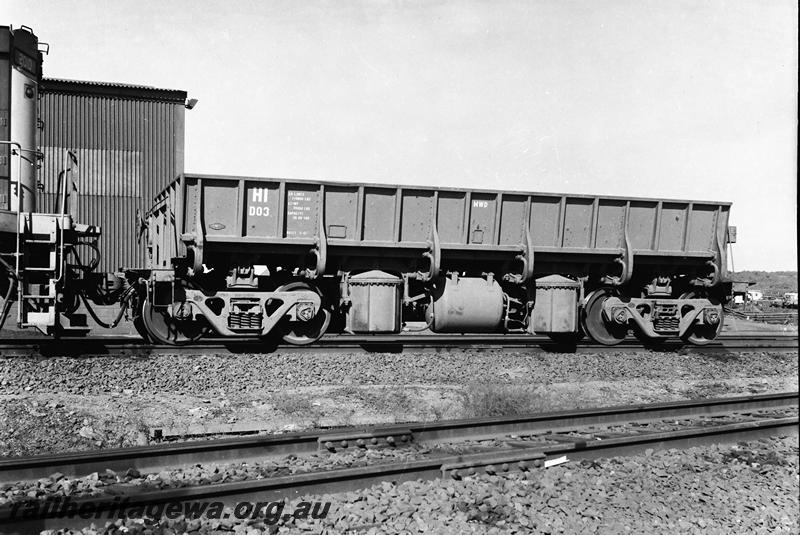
[1, 26, 101, 335]
[1, 25, 38, 214]
[138, 173, 732, 346]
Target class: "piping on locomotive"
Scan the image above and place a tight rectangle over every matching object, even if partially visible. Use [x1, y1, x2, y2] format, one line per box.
[1, 25, 734, 347]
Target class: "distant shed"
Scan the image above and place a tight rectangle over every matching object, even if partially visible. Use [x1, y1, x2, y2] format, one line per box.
[37, 78, 188, 272]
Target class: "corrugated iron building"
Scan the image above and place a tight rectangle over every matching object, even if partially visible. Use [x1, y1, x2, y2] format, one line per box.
[37, 78, 187, 272]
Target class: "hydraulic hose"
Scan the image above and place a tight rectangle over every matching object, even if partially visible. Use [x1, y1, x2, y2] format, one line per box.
[77, 285, 136, 329]
[67, 241, 101, 273]
[0, 256, 19, 331]
[402, 295, 434, 332]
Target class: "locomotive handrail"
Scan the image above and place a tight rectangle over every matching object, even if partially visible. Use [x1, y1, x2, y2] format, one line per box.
[58, 150, 78, 215]
[0, 255, 18, 332]
[52, 150, 79, 285]
[4, 146, 42, 166]
[0, 141, 23, 207]
[0, 141, 24, 326]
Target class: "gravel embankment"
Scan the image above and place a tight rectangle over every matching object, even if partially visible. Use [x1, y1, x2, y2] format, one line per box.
[36, 435, 799, 534]
[1, 351, 796, 395]
[1, 350, 796, 458]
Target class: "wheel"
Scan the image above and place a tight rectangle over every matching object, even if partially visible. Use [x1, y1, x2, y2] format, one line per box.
[128, 289, 152, 342]
[581, 288, 628, 346]
[273, 282, 331, 346]
[679, 291, 723, 346]
[141, 300, 207, 345]
[133, 314, 152, 343]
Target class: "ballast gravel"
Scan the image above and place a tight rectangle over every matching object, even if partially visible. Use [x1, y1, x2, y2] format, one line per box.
[6, 406, 796, 508]
[37, 435, 798, 534]
[1, 350, 796, 457]
[1, 351, 795, 395]
[0, 446, 435, 506]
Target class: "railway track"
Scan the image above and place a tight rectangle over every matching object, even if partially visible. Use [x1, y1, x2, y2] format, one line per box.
[726, 307, 798, 324]
[0, 331, 796, 357]
[1, 392, 797, 532]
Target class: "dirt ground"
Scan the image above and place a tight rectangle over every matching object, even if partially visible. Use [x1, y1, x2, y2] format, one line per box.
[0, 317, 795, 457]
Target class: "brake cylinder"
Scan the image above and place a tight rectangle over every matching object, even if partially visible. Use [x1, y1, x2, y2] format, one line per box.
[426, 275, 504, 333]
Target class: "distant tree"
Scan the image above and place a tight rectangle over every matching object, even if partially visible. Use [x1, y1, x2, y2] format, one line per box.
[730, 271, 798, 298]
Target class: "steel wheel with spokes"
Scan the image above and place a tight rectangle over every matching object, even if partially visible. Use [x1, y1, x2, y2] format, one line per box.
[141, 300, 207, 345]
[679, 291, 724, 346]
[273, 282, 331, 346]
[133, 314, 152, 343]
[581, 288, 628, 346]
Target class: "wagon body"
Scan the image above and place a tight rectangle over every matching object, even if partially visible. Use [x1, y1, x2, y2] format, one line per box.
[147, 173, 731, 274]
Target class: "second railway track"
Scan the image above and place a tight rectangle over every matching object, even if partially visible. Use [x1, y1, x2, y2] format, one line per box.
[2, 391, 796, 482]
[1, 392, 797, 532]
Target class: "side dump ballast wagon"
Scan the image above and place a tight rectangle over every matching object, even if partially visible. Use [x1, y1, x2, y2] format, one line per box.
[0, 25, 736, 348]
[140, 173, 733, 346]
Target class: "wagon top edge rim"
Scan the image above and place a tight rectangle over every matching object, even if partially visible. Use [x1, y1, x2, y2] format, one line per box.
[159, 173, 732, 208]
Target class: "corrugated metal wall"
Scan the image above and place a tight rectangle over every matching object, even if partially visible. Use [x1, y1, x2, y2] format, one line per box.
[37, 81, 186, 272]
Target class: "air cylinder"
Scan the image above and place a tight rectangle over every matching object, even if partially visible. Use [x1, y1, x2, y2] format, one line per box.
[426, 275, 504, 333]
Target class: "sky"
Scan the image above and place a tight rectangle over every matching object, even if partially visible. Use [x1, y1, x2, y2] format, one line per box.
[6, 0, 798, 270]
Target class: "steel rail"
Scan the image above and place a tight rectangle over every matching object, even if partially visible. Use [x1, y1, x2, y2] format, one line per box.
[0, 332, 796, 357]
[1, 415, 796, 533]
[1, 392, 796, 484]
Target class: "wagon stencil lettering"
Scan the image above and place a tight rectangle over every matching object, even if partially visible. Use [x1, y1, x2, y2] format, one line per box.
[248, 188, 271, 216]
[248, 205, 270, 217]
[252, 187, 269, 203]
